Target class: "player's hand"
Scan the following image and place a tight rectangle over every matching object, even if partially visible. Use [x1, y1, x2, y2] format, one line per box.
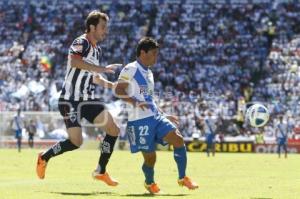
[93, 74, 102, 84]
[96, 63, 121, 74]
[96, 67, 114, 74]
[166, 115, 179, 127]
[105, 63, 122, 73]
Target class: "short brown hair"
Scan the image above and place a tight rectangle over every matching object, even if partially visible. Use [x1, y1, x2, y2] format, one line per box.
[85, 11, 109, 32]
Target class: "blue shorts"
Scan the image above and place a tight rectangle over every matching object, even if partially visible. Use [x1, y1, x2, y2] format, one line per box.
[15, 129, 22, 139]
[126, 114, 176, 153]
[278, 138, 287, 146]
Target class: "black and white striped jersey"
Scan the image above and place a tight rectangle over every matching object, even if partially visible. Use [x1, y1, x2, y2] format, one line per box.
[60, 34, 102, 101]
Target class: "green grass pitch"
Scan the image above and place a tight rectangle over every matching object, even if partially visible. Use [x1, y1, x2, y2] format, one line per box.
[0, 149, 299, 199]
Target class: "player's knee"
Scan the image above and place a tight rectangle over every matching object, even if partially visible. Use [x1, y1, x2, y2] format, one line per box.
[105, 120, 120, 136]
[144, 156, 156, 166]
[114, 124, 120, 135]
[173, 138, 184, 148]
[172, 131, 184, 148]
[69, 137, 83, 147]
[109, 123, 120, 136]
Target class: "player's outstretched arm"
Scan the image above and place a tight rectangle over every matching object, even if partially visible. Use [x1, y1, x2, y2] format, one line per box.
[70, 56, 116, 74]
[92, 64, 122, 88]
[93, 74, 116, 89]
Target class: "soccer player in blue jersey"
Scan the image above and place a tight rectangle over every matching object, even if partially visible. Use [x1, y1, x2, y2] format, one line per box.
[275, 115, 288, 158]
[114, 37, 198, 194]
[11, 108, 24, 152]
[204, 112, 216, 157]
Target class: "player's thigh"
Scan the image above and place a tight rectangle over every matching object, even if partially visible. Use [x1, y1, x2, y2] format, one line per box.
[154, 115, 178, 145]
[58, 100, 82, 129]
[93, 109, 119, 136]
[79, 101, 104, 125]
[66, 127, 83, 147]
[126, 117, 156, 153]
[142, 151, 156, 167]
[163, 129, 184, 148]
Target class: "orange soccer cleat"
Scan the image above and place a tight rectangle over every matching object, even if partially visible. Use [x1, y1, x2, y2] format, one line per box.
[92, 171, 118, 186]
[144, 182, 160, 194]
[178, 176, 199, 190]
[36, 152, 47, 179]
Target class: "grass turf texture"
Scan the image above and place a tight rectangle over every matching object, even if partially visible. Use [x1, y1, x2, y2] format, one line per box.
[0, 149, 299, 199]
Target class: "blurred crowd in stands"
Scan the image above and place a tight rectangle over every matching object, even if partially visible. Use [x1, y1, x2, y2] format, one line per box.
[1, 0, 300, 140]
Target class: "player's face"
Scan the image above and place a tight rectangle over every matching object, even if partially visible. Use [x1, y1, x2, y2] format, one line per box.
[145, 48, 159, 66]
[94, 19, 108, 42]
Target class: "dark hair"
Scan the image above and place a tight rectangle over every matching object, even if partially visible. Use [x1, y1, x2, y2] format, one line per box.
[136, 37, 159, 57]
[85, 11, 109, 32]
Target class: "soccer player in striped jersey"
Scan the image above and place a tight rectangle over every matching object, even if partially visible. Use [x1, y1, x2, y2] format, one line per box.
[36, 11, 120, 186]
[114, 37, 198, 194]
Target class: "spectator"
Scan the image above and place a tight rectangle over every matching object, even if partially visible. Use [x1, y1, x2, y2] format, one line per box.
[2, 0, 300, 142]
[27, 119, 37, 148]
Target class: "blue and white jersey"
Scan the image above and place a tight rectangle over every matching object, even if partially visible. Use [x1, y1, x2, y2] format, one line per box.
[12, 115, 24, 131]
[204, 118, 217, 134]
[276, 122, 288, 139]
[118, 60, 158, 121]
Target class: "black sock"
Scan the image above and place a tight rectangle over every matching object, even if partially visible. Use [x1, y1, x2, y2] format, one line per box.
[98, 134, 118, 174]
[41, 139, 79, 162]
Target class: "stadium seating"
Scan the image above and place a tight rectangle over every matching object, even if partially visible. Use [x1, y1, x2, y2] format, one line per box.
[1, 0, 300, 139]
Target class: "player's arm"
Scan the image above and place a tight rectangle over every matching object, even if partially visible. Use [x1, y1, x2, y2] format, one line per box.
[70, 57, 116, 74]
[93, 74, 116, 89]
[114, 81, 134, 105]
[114, 80, 148, 111]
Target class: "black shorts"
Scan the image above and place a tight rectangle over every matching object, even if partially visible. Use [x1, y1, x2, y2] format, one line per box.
[28, 134, 34, 139]
[58, 99, 105, 129]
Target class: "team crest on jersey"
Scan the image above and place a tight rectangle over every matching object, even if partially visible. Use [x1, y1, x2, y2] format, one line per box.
[67, 108, 77, 123]
[139, 137, 146, 144]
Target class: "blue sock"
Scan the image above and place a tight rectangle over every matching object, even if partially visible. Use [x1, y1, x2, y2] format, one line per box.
[174, 146, 187, 179]
[142, 164, 154, 184]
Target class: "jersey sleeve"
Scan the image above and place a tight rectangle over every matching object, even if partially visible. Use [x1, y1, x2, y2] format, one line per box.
[69, 38, 90, 58]
[118, 65, 136, 82]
